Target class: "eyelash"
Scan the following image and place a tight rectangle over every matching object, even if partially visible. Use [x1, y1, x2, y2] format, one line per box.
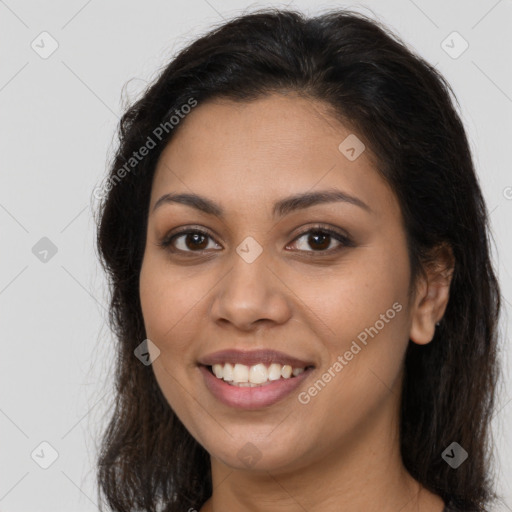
[157, 224, 354, 257]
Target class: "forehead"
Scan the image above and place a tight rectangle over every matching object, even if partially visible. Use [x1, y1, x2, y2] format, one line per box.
[150, 93, 399, 219]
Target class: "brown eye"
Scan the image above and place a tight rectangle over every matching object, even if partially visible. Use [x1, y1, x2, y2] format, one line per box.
[306, 231, 331, 250]
[289, 227, 353, 253]
[159, 225, 353, 256]
[159, 229, 221, 253]
[183, 232, 209, 250]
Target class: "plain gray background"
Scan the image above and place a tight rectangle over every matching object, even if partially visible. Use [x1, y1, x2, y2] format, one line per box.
[1, 0, 511, 510]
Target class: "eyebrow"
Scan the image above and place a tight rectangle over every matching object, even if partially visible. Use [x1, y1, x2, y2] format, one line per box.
[152, 188, 372, 218]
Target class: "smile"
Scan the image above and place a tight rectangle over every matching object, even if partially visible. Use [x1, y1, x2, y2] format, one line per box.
[209, 362, 307, 386]
[197, 349, 316, 409]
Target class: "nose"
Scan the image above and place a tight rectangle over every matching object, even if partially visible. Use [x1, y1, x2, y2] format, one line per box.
[209, 249, 292, 332]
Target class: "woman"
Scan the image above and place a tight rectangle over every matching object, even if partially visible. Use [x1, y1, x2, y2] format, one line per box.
[94, 8, 501, 512]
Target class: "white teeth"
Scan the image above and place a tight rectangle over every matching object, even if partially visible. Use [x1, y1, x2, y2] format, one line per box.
[212, 364, 223, 379]
[210, 362, 308, 385]
[249, 363, 268, 384]
[268, 363, 282, 381]
[233, 363, 249, 383]
[281, 365, 292, 378]
[223, 363, 234, 381]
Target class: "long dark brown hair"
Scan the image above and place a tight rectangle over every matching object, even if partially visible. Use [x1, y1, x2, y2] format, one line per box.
[93, 8, 502, 511]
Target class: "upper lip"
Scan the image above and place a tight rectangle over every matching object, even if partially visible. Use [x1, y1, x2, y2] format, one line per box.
[198, 349, 315, 368]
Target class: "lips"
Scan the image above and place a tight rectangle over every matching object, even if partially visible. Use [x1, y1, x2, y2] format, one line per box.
[198, 348, 314, 368]
[197, 349, 316, 409]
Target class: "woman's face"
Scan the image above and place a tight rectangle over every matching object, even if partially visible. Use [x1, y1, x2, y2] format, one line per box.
[139, 93, 420, 473]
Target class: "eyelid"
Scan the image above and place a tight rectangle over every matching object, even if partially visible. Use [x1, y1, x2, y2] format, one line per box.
[289, 224, 354, 247]
[158, 223, 354, 255]
[158, 225, 220, 252]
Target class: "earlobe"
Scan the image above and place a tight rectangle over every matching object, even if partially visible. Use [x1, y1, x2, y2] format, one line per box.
[409, 244, 454, 345]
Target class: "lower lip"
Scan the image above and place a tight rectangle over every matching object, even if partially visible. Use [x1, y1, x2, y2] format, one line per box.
[199, 365, 313, 410]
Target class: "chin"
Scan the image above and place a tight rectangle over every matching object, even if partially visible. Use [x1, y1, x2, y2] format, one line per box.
[202, 428, 311, 473]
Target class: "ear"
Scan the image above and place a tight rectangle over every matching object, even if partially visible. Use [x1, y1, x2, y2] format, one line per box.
[409, 243, 455, 345]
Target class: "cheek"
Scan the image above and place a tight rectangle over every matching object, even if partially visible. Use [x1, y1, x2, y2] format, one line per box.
[292, 246, 410, 341]
[139, 255, 209, 432]
[292, 246, 411, 405]
[139, 254, 207, 353]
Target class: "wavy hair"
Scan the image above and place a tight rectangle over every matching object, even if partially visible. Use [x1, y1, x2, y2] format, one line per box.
[94, 8, 501, 511]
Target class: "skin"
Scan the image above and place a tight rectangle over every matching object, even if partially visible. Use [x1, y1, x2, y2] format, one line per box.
[139, 92, 453, 511]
